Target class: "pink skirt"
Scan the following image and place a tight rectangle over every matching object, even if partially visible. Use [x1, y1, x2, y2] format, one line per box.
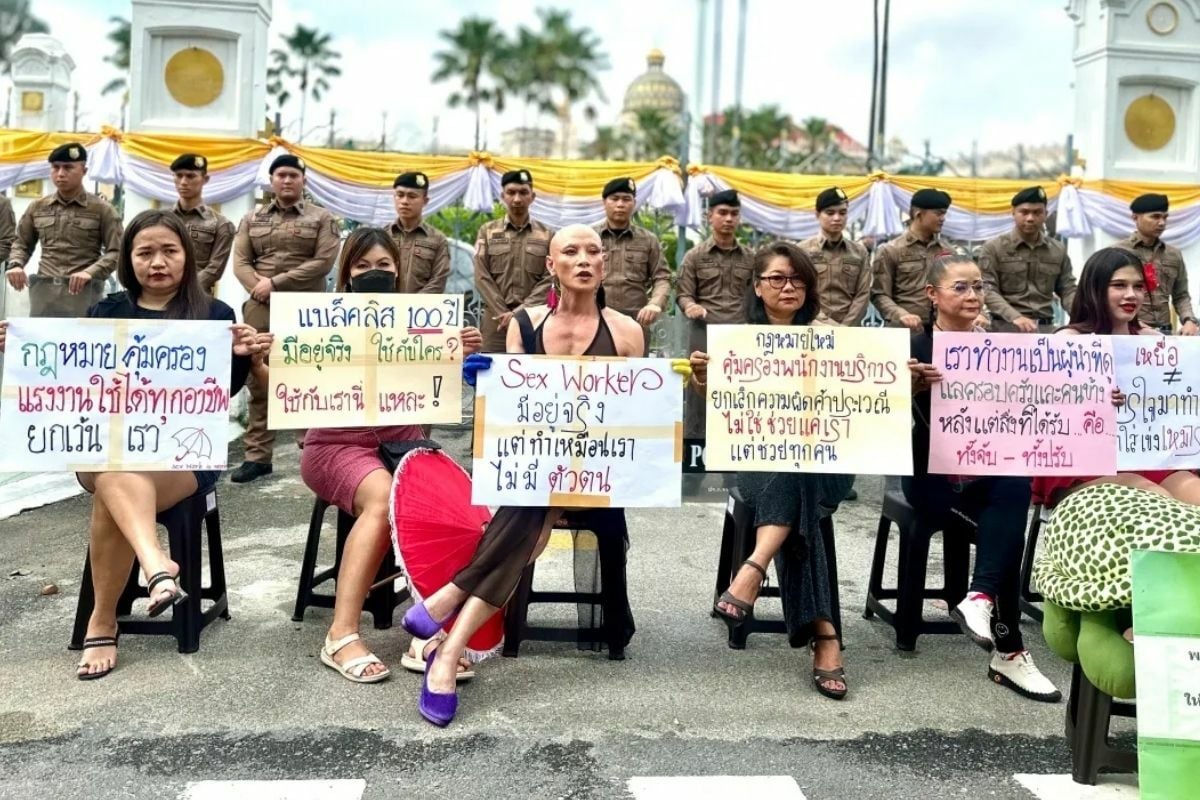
[300, 425, 423, 514]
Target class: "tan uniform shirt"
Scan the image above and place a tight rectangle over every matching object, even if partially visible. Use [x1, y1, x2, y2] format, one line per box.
[8, 191, 122, 280]
[595, 222, 671, 315]
[172, 202, 235, 292]
[870, 228, 945, 325]
[232, 199, 340, 330]
[0, 195, 15, 264]
[675, 238, 755, 324]
[977, 230, 1075, 324]
[387, 219, 451, 294]
[472, 216, 553, 311]
[1114, 232, 1194, 329]
[799, 233, 871, 326]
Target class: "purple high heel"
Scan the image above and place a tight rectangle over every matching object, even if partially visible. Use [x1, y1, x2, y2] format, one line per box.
[401, 602, 445, 639]
[418, 653, 458, 727]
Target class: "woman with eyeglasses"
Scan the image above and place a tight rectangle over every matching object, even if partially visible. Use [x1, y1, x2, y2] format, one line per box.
[905, 252, 1062, 703]
[688, 242, 855, 700]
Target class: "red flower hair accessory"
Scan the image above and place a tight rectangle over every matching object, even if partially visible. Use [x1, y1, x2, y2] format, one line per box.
[1143, 262, 1159, 293]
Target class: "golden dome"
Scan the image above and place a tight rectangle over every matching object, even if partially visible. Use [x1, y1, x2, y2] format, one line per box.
[622, 50, 684, 116]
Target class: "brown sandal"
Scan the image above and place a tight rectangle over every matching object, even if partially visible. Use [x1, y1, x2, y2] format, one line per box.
[810, 634, 847, 700]
[713, 559, 768, 633]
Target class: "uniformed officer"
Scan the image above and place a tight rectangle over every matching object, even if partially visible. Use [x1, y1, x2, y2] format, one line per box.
[977, 186, 1075, 334]
[0, 194, 15, 270]
[169, 153, 235, 293]
[230, 153, 340, 483]
[388, 171, 450, 293]
[1114, 193, 1196, 335]
[870, 187, 951, 330]
[676, 189, 754, 437]
[473, 169, 553, 352]
[6, 142, 122, 317]
[800, 186, 871, 326]
[595, 176, 670, 353]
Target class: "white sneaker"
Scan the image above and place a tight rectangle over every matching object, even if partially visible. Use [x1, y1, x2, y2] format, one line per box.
[989, 651, 1062, 703]
[951, 594, 995, 652]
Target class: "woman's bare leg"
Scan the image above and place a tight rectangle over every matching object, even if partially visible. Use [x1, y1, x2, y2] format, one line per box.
[77, 491, 134, 676]
[426, 596, 499, 693]
[717, 523, 789, 616]
[811, 618, 846, 693]
[1160, 471, 1200, 505]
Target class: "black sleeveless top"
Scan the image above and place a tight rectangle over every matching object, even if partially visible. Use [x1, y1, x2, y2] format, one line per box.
[514, 308, 618, 356]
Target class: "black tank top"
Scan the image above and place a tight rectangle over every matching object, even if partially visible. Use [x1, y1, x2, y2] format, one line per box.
[515, 308, 618, 356]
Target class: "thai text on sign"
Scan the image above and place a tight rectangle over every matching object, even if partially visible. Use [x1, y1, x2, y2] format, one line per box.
[1114, 336, 1200, 471]
[929, 332, 1117, 476]
[267, 292, 464, 429]
[703, 325, 912, 474]
[0, 318, 232, 472]
[472, 355, 683, 508]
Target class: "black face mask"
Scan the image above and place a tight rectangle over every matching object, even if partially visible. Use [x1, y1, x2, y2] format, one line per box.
[349, 270, 397, 293]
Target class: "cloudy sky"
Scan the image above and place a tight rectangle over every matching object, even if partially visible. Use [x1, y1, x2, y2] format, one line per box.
[19, 0, 1076, 161]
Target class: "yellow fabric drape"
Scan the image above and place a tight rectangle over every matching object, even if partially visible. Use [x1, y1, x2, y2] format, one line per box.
[278, 141, 474, 186]
[118, 131, 271, 170]
[1082, 179, 1200, 208]
[487, 155, 682, 198]
[0, 130, 102, 164]
[698, 165, 875, 206]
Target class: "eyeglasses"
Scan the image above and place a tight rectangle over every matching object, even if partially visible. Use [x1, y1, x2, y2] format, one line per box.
[935, 281, 991, 296]
[757, 275, 806, 290]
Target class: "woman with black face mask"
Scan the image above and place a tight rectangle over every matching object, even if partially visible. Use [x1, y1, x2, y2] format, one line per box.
[300, 227, 483, 684]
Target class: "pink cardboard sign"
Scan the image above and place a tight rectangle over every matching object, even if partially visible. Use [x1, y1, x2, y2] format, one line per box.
[928, 332, 1117, 476]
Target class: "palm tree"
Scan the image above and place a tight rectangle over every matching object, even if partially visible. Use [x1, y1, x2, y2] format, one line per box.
[800, 116, 832, 158]
[630, 109, 679, 161]
[267, 25, 342, 143]
[499, 25, 553, 126]
[0, 0, 47, 74]
[431, 17, 509, 151]
[584, 126, 630, 161]
[531, 9, 608, 157]
[100, 17, 130, 96]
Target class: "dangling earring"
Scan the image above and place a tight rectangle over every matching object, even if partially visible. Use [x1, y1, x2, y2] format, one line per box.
[547, 276, 560, 311]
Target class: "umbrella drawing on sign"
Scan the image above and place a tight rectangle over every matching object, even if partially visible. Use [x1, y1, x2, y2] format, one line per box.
[390, 446, 503, 661]
[172, 428, 213, 462]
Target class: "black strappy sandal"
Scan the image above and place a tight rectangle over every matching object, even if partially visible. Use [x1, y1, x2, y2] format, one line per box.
[76, 635, 119, 681]
[810, 634, 847, 700]
[145, 571, 187, 618]
[713, 559, 768, 633]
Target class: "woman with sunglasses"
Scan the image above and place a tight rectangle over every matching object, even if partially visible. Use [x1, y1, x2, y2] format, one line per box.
[689, 242, 854, 700]
[906, 253, 1061, 703]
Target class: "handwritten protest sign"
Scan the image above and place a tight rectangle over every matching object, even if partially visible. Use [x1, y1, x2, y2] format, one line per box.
[268, 292, 463, 429]
[1133, 550, 1200, 800]
[472, 355, 683, 507]
[1114, 336, 1200, 471]
[0, 318, 232, 472]
[929, 332, 1117, 476]
[703, 325, 912, 474]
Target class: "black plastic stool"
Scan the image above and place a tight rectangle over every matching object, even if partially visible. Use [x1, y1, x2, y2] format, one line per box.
[69, 489, 228, 654]
[712, 487, 841, 649]
[863, 478, 973, 651]
[503, 508, 631, 660]
[292, 498, 411, 629]
[1065, 663, 1137, 784]
[1019, 503, 1048, 623]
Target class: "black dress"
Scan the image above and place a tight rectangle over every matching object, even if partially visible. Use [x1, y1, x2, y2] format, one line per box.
[87, 291, 252, 491]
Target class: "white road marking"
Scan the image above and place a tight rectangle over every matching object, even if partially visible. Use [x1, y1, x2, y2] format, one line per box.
[628, 776, 805, 799]
[179, 779, 366, 800]
[1015, 773, 1139, 799]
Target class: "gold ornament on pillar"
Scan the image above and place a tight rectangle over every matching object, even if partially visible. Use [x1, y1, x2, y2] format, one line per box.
[164, 47, 225, 108]
[1124, 94, 1176, 151]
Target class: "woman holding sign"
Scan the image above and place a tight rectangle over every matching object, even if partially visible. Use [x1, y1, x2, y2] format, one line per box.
[688, 242, 854, 701]
[0, 210, 269, 679]
[906, 252, 1062, 702]
[1042, 247, 1200, 506]
[298, 227, 483, 684]
[410, 224, 661, 726]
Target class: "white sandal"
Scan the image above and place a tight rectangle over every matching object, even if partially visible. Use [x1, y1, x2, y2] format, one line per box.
[319, 632, 390, 684]
[401, 635, 475, 681]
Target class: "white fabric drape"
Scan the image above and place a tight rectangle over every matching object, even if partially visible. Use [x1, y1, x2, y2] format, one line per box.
[1056, 186, 1200, 248]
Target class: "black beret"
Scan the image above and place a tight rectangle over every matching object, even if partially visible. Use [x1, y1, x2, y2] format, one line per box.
[708, 189, 740, 208]
[1131, 193, 1169, 214]
[170, 153, 208, 173]
[393, 171, 429, 190]
[501, 169, 533, 187]
[911, 188, 951, 210]
[602, 176, 637, 199]
[815, 186, 849, 212]
[269, 154, 306, 174]
[48, 142, 86, 163]
[1011, 185, 1047, 207]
